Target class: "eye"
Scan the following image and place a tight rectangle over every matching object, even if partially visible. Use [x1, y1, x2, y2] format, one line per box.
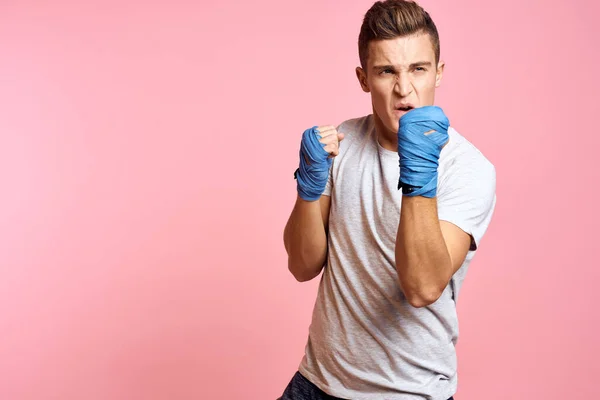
[415, 67, 427, 72]
[380, 68, 393, 75]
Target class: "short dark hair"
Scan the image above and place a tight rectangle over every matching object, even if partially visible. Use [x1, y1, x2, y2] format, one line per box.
[358, 0, 440, 70]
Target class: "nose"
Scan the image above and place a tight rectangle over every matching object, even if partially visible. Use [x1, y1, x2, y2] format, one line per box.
[394, 72, 413, 97]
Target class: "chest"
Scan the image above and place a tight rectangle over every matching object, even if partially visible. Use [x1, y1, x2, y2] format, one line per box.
[329, 149, 402, 248]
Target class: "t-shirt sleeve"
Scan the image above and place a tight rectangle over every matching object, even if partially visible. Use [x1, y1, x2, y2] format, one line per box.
[437, 153, 497, 251]
[322, 122, 345, 197]
[322, 165, 333, 196]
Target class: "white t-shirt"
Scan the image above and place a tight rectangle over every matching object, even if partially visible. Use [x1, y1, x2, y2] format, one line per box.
[298, 113, 497, 400]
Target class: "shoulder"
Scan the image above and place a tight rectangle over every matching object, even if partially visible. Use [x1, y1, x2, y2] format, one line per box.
[437, 126, 496, 203]
[333, 114, 375, 157]
[440, 126, 496, 180]
[336, 114, 373, 141]
[437, 128, 497, 250]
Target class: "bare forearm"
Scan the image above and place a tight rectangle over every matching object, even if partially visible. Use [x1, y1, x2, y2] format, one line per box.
[395, 196, 452, 307]
[284, 195, 328, 282]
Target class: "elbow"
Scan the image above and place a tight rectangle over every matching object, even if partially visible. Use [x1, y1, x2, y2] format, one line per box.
[404, 286, 443, 308]
[288, 259, 322, 282]
[289, 269, 320, 283]
[407, 294, 439, 308]
[396, 257, 451, 308]
[292, 272, 317, 283]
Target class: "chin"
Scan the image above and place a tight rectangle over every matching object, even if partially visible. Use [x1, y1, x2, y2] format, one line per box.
[387, 115, 399, 134]
[374, 110, 400, 135]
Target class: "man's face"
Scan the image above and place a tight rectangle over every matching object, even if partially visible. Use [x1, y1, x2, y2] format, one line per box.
[356, 33, 444, 136]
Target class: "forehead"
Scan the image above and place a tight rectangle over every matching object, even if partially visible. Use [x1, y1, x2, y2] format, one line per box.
[367, 33, 435, 67]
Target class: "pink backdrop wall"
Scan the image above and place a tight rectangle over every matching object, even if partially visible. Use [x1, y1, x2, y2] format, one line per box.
[0, 1, 598, 399]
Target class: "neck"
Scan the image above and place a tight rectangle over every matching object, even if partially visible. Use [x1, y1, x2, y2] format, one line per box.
[373, 111, 398, 152]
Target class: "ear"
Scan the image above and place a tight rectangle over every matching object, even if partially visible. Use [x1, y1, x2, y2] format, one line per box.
[435, 60, 445, 88]
[356, 66, 370, 93]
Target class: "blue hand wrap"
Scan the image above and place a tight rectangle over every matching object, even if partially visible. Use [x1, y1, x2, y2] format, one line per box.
[296, 126, 332, 201]
[397, 106, 450, 198]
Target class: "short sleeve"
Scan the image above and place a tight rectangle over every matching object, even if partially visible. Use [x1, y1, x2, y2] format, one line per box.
[321, 122, 345, 197]
[322, 164, 333, 196]
[437, 154, 497, 251]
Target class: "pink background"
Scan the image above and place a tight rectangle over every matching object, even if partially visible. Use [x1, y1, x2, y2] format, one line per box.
[0, 0, 598, 399]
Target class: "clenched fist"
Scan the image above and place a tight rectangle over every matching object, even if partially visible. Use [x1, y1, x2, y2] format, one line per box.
[295, 125, 345, 201]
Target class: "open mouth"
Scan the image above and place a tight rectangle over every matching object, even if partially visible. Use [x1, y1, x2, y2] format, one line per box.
[396, 106, 413, 112]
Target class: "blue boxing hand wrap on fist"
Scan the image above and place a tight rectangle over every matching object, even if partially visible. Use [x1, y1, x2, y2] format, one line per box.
[296, 126, 332, 201]
[397, 106, 450, 198]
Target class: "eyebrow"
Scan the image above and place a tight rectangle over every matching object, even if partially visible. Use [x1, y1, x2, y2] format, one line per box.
[372, 61, 433, 70]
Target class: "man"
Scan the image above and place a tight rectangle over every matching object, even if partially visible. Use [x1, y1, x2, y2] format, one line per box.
[280, 0, 496, 399]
